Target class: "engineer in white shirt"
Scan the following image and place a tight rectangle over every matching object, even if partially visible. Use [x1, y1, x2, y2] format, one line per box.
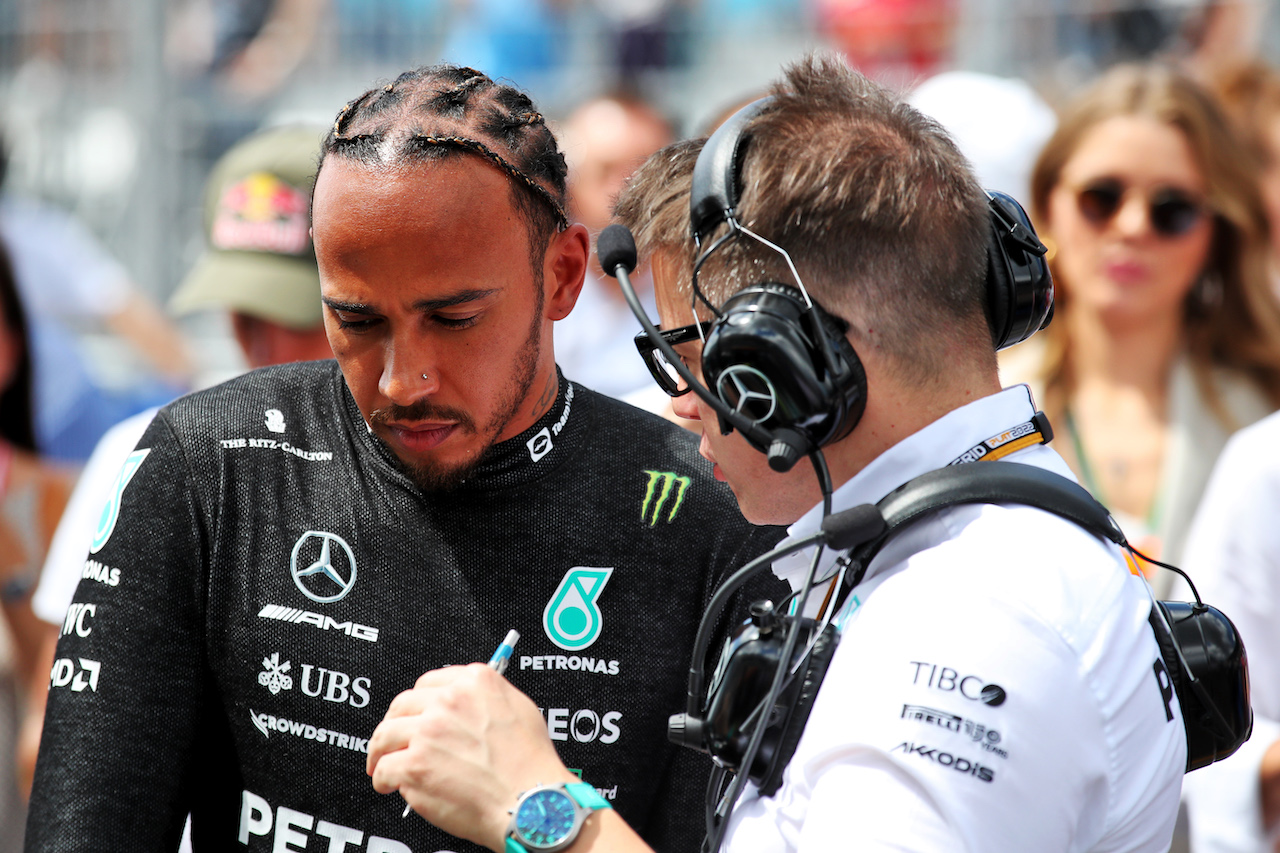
[361, 53, 1187, 853]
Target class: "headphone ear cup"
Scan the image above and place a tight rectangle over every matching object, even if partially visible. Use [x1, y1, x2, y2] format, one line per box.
[702, 284, 866, 453]
[984, 191, 1054, 350]
[751, 623, 840, 796]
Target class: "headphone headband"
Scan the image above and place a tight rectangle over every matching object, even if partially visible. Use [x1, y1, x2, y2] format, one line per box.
[690, 97, 774, 244]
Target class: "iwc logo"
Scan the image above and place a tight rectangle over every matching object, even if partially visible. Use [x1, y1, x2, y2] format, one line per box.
[716, 365, 778, 424]
[543, 568, 613, 651]
[290, 531, 357, 603]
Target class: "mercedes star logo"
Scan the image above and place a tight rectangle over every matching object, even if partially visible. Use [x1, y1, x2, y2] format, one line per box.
[290, 530, 358, 603]
[716, 365, 778, 425]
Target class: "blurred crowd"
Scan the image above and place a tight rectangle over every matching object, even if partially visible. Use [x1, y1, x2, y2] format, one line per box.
[6, 0, 1280, 851]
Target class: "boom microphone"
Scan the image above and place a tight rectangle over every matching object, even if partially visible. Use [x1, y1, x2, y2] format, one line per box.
[597, 223, 781, 461]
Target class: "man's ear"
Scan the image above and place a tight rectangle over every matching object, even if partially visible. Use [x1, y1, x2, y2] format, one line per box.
[543, 223, 590, 321]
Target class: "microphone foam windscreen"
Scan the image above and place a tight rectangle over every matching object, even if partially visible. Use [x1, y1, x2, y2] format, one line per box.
[597, 223, 638, 276]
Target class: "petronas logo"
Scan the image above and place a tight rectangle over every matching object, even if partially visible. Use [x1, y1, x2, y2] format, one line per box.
[90, 448, 151, 554]
[642, 470, 690, 526]
[543, 568, 614, 651]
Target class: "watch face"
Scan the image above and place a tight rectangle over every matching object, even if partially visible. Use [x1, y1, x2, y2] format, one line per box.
[515, 789, 578, 849]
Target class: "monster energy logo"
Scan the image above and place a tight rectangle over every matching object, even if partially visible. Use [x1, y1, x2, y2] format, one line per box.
[642, 470, 691, 526]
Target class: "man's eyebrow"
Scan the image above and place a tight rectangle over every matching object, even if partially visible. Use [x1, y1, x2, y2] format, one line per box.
[412, 288, 501, 311]
[321, 289, 501, 315]
[321, 297, 376, 314]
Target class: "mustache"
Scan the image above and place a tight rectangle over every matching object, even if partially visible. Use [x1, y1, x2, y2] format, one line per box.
[369, 401, 475, 431]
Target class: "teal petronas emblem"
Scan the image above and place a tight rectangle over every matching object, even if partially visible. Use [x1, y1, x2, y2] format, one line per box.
[90, 448, 151, 554]
[543, 567, 614, 651]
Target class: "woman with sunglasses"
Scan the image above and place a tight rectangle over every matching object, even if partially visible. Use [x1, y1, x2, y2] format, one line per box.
[1002, 63, 1280, 594]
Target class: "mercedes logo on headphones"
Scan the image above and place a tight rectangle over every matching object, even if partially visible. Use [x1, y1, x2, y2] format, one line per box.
[290, 530, 358, 603]
[716, 365, 778, 425]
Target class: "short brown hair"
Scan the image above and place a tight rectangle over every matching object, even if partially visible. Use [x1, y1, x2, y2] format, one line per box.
[616, 52, 992, 384]
[614, 137, 705, 283]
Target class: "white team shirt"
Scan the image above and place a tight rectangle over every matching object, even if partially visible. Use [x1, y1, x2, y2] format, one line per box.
[722, 386, 1186, 852]
[1179, 410, 1280, 853]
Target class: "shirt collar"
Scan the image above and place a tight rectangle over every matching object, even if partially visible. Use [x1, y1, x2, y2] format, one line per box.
[774, 385, 1043, 587]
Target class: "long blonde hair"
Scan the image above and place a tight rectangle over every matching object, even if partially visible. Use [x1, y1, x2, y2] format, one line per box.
[1030, 63, 1280, 422]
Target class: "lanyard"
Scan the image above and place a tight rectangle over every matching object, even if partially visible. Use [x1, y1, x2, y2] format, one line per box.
[946, 411, 1053, 466]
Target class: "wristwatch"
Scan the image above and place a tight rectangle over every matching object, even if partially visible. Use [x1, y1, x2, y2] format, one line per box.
[504, 781, 612, 853]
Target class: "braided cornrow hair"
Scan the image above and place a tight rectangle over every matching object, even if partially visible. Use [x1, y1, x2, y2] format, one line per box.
[320, 64, 570, 270]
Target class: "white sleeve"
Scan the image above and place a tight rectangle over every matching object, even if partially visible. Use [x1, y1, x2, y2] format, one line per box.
[32, 410, 157, 624]
[1179, 421, 1280, 853]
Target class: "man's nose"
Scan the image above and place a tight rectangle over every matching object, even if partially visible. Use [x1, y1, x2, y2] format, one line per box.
[671, 389, 702, 421]
[379, 339, 440, 405]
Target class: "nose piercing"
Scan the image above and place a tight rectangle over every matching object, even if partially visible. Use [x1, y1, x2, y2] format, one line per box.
[421, 373, 429, 380]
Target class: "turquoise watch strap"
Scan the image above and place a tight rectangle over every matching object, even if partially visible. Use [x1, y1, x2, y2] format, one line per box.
[563, 781, 612, 812]
[506, 781, 612, 853]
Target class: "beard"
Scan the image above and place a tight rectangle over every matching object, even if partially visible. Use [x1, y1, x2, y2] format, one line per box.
[369, 302, 545, 493]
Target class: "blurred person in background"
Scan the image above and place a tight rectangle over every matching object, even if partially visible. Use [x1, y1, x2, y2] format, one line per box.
[0, 130, 193, 462]
[1001, 63, 1280, 593]
[0, 237, 73, 853]
[1175, 407, 1280, 853]
[1170, 68, 1280, 853]
[553, 92, 673, 407]
[15, 124, 334, 814]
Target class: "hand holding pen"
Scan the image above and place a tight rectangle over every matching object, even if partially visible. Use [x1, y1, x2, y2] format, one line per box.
[400, 629, 520, 817]
[368, 628, 587, 848]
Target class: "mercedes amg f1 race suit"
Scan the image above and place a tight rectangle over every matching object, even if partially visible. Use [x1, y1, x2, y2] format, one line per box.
[26, 361, 782, 853]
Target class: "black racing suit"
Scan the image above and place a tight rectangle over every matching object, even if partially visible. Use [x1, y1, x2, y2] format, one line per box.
[26, 361, 784, 853]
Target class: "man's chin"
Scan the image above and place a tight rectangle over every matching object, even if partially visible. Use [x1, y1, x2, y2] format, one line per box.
[397, 453, 486, 492]
[381, 435, 491, 492]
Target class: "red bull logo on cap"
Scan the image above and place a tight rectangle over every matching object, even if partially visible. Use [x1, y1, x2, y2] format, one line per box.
[212, 172, 310, 255]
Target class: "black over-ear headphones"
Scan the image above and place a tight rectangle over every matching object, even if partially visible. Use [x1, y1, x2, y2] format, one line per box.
[670, 462, 1251, 849]
[685, 98, 1056, 472]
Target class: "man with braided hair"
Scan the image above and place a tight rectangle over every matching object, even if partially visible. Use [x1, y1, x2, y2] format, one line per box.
[25, 64, 781, 852]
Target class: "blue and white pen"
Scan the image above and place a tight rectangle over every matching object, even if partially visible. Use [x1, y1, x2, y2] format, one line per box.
[402, 629, 521, 817]
[488, 629, 520, 676]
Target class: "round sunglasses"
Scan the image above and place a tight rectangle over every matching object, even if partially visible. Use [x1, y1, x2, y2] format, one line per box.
[1073, 179, 1208, 238]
